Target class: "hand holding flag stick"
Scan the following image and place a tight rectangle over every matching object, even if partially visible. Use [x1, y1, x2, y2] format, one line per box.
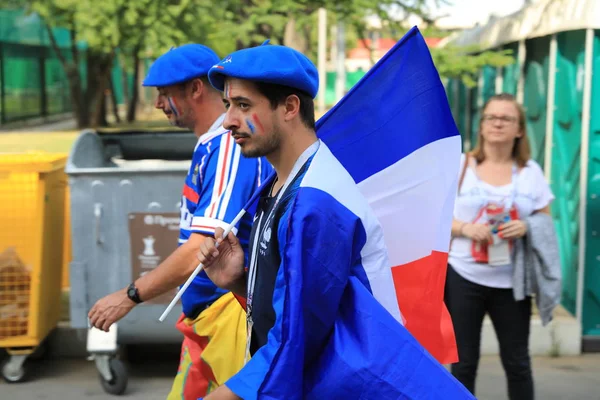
[158, 208, 247, 322]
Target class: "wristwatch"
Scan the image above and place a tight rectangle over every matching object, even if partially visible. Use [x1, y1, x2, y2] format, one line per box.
[126, 282, 143, 304]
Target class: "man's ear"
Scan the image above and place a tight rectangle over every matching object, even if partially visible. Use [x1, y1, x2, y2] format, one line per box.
[283, 94, 301, 122]
[190, 78, 205, 100]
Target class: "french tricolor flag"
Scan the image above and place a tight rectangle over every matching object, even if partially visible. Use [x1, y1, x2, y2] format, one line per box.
[316, 25, 460, 365]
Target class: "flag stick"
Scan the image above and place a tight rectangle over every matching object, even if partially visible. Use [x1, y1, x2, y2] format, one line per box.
[158, 208, 247, 322]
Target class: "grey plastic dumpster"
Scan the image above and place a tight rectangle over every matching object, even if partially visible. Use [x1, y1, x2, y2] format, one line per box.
[66, 128, 197, 395]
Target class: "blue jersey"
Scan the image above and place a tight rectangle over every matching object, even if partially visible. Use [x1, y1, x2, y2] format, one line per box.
[179, 114, 273, 318]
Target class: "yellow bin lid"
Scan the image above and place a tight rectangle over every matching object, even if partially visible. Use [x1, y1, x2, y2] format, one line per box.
[0, 152, 68, 173]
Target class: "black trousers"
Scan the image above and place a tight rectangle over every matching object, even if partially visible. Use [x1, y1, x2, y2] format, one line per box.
[445, 264, 534, 400]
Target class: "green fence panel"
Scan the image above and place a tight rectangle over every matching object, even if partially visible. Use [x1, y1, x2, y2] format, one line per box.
[1, 42, 43, 122]
[552, 30, 586, 316]
[481, 65, 497, 104]
[111, 59, 125, 106]
[78, 50, 88, 94]
[444, 77, 453, 107]
[0, 9, 72, 47]
[469, 63, 501, 151]
[325, 71, 336, 106]
[447, 79, 470, 150]
[445, 79, 458, 128]
[523, 36, 551, 167]
[110, 49, 138, 107]
[0, 9, 93, 124]
[346, 70, 365, 88]
[142, 58, 154, 106]
[457, 80, 467, 141]
[324, 70, 367, 106]
[457, 80, 468, 144]
[503, 42, 520, 95]
[45, 46, 72, 115]
[127, 69, 136, 106]
[469, 65, 498, 149]
[583, 30, 600, 336]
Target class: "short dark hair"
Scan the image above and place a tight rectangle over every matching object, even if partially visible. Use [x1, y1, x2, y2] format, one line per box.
[254, 82, 315, 130]
[177, 76, 217, 94]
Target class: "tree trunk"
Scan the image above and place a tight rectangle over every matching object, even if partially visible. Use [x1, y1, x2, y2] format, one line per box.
[236, 38, 245, 51]
[44, 23, 91, 128]
[127, 46, 141, 122]
[97, 91, 108, 127]
[62, 64, 90, 128]
[86, 51, 115, 128]
[283, 19, 307, 53]
[109, 75, 121, 124]
[47, 26, 116, 129]
[119, 53, 129, 106]
[302, 22, 312, 55]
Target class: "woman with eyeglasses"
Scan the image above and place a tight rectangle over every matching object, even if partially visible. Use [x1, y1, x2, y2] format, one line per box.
[445, 93, 555, 400]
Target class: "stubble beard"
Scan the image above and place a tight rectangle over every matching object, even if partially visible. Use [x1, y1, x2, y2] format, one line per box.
[239, 119, 282, 158]
[241, 132, 280, 158]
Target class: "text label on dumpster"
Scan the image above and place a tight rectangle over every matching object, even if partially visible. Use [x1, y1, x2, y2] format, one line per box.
[129, 212, 181, 305]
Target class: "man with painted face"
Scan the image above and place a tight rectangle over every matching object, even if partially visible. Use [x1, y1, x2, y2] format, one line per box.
[87, 44, 272, 399]
[196, 43, 474, 400]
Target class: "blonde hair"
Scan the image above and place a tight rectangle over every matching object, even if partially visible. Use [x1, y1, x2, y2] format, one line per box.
[470, 93, 531, 168]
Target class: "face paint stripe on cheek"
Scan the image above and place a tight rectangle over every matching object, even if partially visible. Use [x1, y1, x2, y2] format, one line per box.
[246, 118, 256, 134]
[252, 114, 264, 133]
[167, 96, 179, 117]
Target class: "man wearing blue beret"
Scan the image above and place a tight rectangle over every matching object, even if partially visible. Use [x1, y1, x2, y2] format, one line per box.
[195, 42, 474, 400]
[88, 43, 272, 400]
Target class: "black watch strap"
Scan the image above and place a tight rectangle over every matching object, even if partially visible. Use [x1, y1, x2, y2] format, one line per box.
[127, 282, 143, 304]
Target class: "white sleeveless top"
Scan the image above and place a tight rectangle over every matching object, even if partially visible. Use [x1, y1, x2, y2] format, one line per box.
[448, 154, 555, 288]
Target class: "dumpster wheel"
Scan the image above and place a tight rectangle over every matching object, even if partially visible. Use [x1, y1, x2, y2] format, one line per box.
[1, 356, 27, 383]
[99, 358, 128, 395]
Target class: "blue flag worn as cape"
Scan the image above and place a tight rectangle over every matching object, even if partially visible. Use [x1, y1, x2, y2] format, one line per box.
[221, 26, 472, 400]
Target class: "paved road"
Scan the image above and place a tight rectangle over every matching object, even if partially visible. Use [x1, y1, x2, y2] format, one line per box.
[1, 350, 599, 399]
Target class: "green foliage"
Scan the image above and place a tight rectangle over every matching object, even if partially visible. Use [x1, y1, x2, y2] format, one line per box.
[431, 45, 515, 87]
[11, 0, 513, 122]
[26, 0, 218, 55]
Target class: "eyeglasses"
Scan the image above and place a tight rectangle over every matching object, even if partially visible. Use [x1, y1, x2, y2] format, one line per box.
[481, 114, 518, 124]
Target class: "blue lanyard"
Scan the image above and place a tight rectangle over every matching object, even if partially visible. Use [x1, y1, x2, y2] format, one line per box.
[244, 140, 320, 364]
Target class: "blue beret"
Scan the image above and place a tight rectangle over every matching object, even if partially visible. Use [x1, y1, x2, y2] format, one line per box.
[142, 44, 220, 87]
[208, 43, 319, 98]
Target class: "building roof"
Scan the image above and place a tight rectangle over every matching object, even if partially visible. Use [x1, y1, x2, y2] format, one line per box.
[443, 0, 600, 50]
[349, 36, 444, 59]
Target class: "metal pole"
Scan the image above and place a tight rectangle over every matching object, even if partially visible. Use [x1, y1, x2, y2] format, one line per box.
[452, 80, 463, 150]
[576, 28, 594, 328]
[495, 66, 503, 94]
[544, 34, 558, 182]
[334, 20, 345, 103]
[330, 24, 337, 73]
[516, 39, 526, 103]
[317, 8, 327, 114]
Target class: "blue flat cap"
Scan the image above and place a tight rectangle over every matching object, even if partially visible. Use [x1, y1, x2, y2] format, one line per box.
[142, 44, 220, 87]
[208, 43, 319, 98]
